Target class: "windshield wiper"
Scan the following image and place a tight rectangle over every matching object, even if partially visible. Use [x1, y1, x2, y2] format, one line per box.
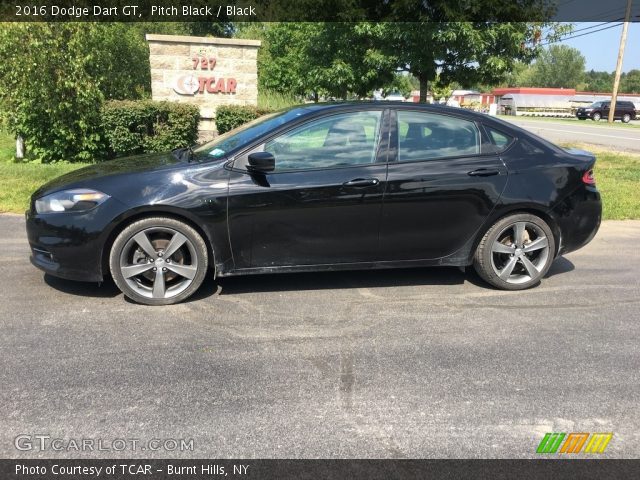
[171, 145, 197, 162]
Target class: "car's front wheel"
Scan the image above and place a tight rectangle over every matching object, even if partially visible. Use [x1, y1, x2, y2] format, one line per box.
[473, 213, 555, 290]
[592, 112, 601, 121]
[109, 217, 208, 305]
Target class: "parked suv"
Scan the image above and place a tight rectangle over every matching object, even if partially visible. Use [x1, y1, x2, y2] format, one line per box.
[576, 100, 637, 123]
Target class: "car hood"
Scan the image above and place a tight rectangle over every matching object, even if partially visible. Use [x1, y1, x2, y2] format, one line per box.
[33, 151, 189, 198]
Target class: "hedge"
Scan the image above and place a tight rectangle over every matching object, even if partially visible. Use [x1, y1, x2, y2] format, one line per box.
[215, 105, 273, 134]
[101, 100, 200, 158]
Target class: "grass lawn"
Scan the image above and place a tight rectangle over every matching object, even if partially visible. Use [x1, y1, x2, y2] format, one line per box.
[0, 127, 15, 160]
[0, 131, 91, 213]
[565, 144, 640, 221]
[0, 161, 91, 213]
[0, 131, 638, 220]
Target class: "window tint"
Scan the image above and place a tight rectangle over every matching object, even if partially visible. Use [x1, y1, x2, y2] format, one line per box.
[397, 111, 480, 162]
[264, 111, 382, 171]
[485, 127, 513, 151]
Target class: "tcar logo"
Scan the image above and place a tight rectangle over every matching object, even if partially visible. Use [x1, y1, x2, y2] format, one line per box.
[173, 75, 199, 95]
[536, 432, 613, 454]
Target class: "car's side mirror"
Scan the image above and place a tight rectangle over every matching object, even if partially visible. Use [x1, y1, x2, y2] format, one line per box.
[247, 151, 275, 173]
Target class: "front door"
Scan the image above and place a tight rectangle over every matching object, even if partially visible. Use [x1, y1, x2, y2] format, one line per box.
[378, 109, 508, 261]
[227, 109, 389, 269]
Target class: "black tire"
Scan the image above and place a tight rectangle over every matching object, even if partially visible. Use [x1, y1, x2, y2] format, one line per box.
[473, 213, 556, 291]
[592, 112, 601, 122]
[109, 217, 208, 305]
[622, 113, 631, 124]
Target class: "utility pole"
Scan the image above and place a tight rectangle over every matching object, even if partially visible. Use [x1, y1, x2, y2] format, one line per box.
[608, 0, 633, 123]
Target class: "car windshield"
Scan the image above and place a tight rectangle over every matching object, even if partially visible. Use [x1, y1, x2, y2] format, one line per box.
[194, 107, 310, 159]
[588, 102, 603, 108]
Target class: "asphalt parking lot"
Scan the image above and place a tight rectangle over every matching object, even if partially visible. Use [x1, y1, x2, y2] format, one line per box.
[1, 214, 639, 459]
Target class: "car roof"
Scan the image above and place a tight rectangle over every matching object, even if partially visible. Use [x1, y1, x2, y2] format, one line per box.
[279, 101, 543, 138]
[281, 101, 492, 122]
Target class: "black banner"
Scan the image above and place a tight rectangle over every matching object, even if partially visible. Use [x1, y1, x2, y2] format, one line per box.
[2, 459, 640, 480]
[1, 0, 639, 22]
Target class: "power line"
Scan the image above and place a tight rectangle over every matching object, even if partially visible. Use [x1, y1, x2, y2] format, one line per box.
[540, 22, 624, 46]
[539, 17, 624, 40]
[570, 21, 620, 34]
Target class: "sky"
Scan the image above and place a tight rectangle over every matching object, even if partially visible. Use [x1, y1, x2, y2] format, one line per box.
[560, 22, 639, 72]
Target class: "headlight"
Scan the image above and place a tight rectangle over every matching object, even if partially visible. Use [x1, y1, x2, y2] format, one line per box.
[35, 189, 110, 214]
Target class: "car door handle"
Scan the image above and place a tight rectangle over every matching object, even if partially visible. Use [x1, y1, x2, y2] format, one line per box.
[343, 178, 380, 187]
[468, 169, 500, 177]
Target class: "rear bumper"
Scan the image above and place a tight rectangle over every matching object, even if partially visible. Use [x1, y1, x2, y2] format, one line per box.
[552, 186, 602, 256]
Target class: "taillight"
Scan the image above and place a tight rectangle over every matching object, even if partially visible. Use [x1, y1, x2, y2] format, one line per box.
[582, 169, 595, 186]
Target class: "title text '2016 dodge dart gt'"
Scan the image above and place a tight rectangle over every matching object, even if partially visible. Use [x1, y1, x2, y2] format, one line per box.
[26, 103, 601, 305]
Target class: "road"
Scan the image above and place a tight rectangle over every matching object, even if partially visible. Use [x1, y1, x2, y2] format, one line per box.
[1, 214, 639, 459]
[500, 117, 640, 152]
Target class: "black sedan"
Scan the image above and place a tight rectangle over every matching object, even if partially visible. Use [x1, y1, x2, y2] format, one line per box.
[26, 103, 601, 305]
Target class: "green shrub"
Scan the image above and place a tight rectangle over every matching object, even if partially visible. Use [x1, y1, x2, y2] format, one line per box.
[101, 100, 200, 158]
[215, 105, 274, 134]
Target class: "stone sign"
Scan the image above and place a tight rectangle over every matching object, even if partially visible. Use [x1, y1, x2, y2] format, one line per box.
[146, 34, 261, 141]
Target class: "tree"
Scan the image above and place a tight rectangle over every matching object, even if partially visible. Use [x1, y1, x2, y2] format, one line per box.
[430, 77, 456, 103]
[304, 23, 397, 99]
[500, 61, 536, 88]
[0, 21, 229, 161]
[0, 23, 106, 162]
[255, 23, 396, 101]
[382, 73, 416, 98]
[620, 70, 640, 94]
[582, 70, 614, 92]
[526, 45, 586, 89]
[89, 23, 153, 100]
[257, 23, 317, 98]
[378, 20, 569, 102]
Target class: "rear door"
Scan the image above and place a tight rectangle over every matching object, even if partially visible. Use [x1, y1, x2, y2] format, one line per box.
[378, 109, 508, 261]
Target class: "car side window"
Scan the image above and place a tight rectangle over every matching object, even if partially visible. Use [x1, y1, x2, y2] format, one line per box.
[485, 126, 514, 152]
[263, 111, 382, 172]
[397, 111, 480, 162]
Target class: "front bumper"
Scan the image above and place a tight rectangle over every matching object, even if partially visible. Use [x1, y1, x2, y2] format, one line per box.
[25, 199, 128, 282]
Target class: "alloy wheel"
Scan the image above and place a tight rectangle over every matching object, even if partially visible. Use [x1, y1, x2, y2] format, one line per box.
[490, 221, 550, 284]
[119, 226, 198, 299]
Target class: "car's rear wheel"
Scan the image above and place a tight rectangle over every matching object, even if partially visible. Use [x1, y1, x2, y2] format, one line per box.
[109, 217, 208, 305]
[592, 112, 601, 121]
[622, 113, 631, 123]
[473, 213, 555, 290]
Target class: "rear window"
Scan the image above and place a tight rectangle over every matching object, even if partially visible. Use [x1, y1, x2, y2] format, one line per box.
[484, 126, 514, 153]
